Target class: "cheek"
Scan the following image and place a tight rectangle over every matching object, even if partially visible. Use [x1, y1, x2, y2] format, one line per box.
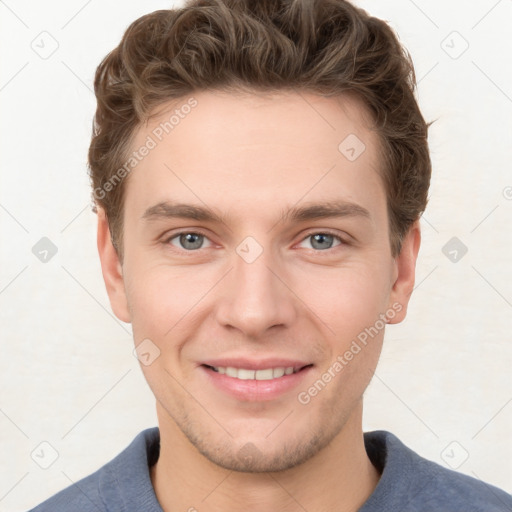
[123, 241, 392, 345]
[310, 272, 387, 397]
[124, 267, 182, 340]
[124, 261, 217, 345]
[297, 262, 391, 335]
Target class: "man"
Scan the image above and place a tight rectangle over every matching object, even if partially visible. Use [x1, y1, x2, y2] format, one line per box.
[30, 0, 512, 510]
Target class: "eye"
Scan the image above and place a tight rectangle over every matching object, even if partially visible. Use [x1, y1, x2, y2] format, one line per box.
[298, 232, 345, 251]
[163, 230, 346, 253]
[166, 231, 212, 251]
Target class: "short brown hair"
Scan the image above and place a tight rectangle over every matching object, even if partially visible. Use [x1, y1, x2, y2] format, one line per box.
[88, 0, 432, 261]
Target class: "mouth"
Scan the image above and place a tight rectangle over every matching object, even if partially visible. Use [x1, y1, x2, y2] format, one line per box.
[200, 362, 314, 401]
[202, 364, 312, 380]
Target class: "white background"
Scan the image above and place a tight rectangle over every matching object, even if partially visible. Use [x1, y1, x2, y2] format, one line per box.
[1, 0, 511, 510]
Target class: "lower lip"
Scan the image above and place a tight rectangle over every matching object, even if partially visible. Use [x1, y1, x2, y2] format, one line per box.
[200, 365, 313, 402]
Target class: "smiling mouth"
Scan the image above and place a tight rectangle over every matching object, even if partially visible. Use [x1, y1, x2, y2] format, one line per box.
[202, 364, 313, 381]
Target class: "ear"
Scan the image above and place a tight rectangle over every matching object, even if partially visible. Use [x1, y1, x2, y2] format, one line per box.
[96, 207, 131, 323]
[386, 219, 421, 324]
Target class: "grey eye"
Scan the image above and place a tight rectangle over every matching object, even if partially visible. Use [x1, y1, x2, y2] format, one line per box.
[299, 233, 342, 251]
[169, 232, 211, 250]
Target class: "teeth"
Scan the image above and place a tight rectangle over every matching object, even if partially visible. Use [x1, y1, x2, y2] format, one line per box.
[225, 367, 238, 378]
[211, 366, 297, 380]
[273, 367, 285, 378]
[237, 369, 255, 380]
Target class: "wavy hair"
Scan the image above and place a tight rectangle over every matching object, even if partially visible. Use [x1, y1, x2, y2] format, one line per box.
[88, 0, 432, 260]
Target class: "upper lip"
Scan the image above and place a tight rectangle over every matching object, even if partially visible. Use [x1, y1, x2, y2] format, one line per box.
[201, 358, 312, 371]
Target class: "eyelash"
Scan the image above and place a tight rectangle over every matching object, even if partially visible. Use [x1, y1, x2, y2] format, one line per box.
[163, 229, 348, 254]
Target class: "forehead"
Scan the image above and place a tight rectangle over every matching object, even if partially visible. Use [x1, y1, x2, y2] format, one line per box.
[125, 90, 386, 226]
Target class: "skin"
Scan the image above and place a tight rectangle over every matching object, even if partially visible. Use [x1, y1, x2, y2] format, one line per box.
[97, 89, 421, 511]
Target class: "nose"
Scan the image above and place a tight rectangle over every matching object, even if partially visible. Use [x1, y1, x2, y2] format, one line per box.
[215, 242, 297, 338]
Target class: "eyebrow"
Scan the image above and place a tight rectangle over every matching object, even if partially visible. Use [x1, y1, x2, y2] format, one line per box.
[141, 200, 371, 225]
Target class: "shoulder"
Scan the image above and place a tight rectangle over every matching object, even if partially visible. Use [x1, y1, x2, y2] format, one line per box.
[362, 430, 512, 512]
[28, 466, 111, 512]
[27, 427, 161, 512]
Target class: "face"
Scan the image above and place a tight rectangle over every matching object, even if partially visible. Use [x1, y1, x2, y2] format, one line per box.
[99, 90, 419, 472]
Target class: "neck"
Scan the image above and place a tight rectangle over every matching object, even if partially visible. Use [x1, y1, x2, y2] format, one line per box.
[150, 400, 380, 512]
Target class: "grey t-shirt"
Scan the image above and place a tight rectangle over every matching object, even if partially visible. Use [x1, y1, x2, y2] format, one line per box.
[28, 427, 512, 511]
